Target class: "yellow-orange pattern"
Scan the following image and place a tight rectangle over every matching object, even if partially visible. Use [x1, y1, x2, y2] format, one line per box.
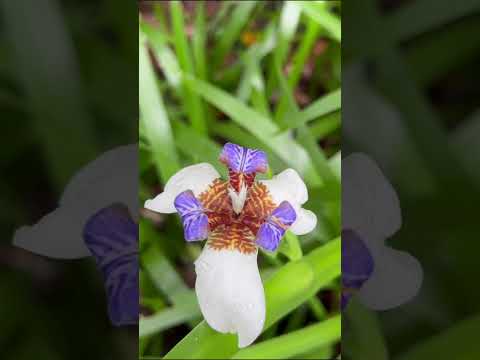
[241, 182, 276, 225]
[208, 224, 257, 254]
[198, 179, 230, 211]
[200, 180, 276, 254]
[198, 179, 232, 230]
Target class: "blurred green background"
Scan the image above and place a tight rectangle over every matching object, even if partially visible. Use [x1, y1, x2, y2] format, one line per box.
[343, 0, 480, 359]
[139, 1, 341, 359]
[0, 0, 136, 359]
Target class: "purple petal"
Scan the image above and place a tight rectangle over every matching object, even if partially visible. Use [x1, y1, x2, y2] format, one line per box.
[107, 280, 139, 326]
[256, 201, 296, 252]
[342, 229, 374, 289]
[83, 204, 139, 326]
[174, 190, 209, 242]
[219, 143, 268, 174]
[341, 292, 353, 311]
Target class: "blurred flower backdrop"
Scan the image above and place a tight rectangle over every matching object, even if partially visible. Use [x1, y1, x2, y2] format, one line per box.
[139, 1, 341, 358]
[0, 0, 137, 359]
[343, 0, 480, 359]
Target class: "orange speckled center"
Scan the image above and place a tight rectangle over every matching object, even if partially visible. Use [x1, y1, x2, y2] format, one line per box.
[198, 179, 276, 254]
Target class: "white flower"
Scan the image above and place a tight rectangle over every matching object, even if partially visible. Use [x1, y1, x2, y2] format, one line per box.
[12, 145, 137, 259]
[343, 153, 423, 310]
[144, 142, 317, 347]
[11, 145, 140, 326]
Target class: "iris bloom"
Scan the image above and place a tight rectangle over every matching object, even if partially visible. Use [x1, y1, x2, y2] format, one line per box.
[342, 153, 423, 310]
[144, 143, 317, 347]
[12, 145, 139, 326]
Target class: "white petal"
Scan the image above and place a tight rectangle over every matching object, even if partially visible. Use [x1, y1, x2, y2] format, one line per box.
[13, 205, 92, 259]
[194, 246, 265, 348]
[13, 145, 138, 258]
[260, 169, 315, 236]
[343, 153, 401, 242]
[290, 208, 317, 235]
[260, 168, 308, 207]
[358, 245, 423, 310]
[59, 144, 138, 220]
[144, 163, 220, 214]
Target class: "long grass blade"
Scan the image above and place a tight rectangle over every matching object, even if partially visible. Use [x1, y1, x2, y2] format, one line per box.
[170, 1, 207, 134]
[212, 1, 257, 69]
[232, 315, 341, 359]
[296, 1, 341, 42]
[140, 302, 200, 338]
[183, 74, 321, 186]
[1, 0, 97, 191]
[139, 28, 180, 182]
[280, 89, 341, 131]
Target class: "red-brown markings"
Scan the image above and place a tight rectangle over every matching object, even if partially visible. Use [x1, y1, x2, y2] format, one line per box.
[198, 179, 277, 254]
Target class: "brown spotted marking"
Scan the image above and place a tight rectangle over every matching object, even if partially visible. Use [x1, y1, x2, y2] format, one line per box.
[199, 179, 278, 254]
[208, 224, 257, 254]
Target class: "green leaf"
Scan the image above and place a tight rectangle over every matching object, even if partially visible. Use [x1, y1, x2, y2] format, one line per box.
[1, 0, 97, 191]
[343, 299, 388, 360]
[164, 239, 340, 359]
[193, 1, 207, 80]
[139, 28, 180, 182]
[278, 231, 303, 261]
[140, 222, 202, 337]
[296, 1, 341, 41]
[207, 1, 235, 33]
[395, 313, 480, 360]
[265, 0, 302, 97]
[308, 297, 327, 321]
[277, 0, 302, 62]
[170, 0, 207, 134]
[140, 302, 200, 338]
[141, 297, 166, 312]
[231, 315, 340, 359]
[141, 232, 193, 305]
[285, 305, 309, 333]
[452, 110, 480, 183]
[310, 111, 341, 139]
[281, 89, 341, 131]
[272, 49, 339, 189]
[212, 1, 257, 68]
[329, 151, 341, 180]
[141, 20, 182, 90]
[153, 2, 170, 35]
[387, 0, 480, 41]
[172, 122, 228, 178]
[405, 15, 480, 87]
[273, 17, 321, 124]
[236, 24, 276, 101]
[249, 61, 271, 116]
[183, 74, 321, 186]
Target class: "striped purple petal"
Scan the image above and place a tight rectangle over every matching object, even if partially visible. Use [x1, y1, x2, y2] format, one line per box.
[256, 201, 296, 251]
[174, 190, 209, 242]
[83, 204, 138, 326]
[341, 229, 374, 310]
[219, 143, 268, 174]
